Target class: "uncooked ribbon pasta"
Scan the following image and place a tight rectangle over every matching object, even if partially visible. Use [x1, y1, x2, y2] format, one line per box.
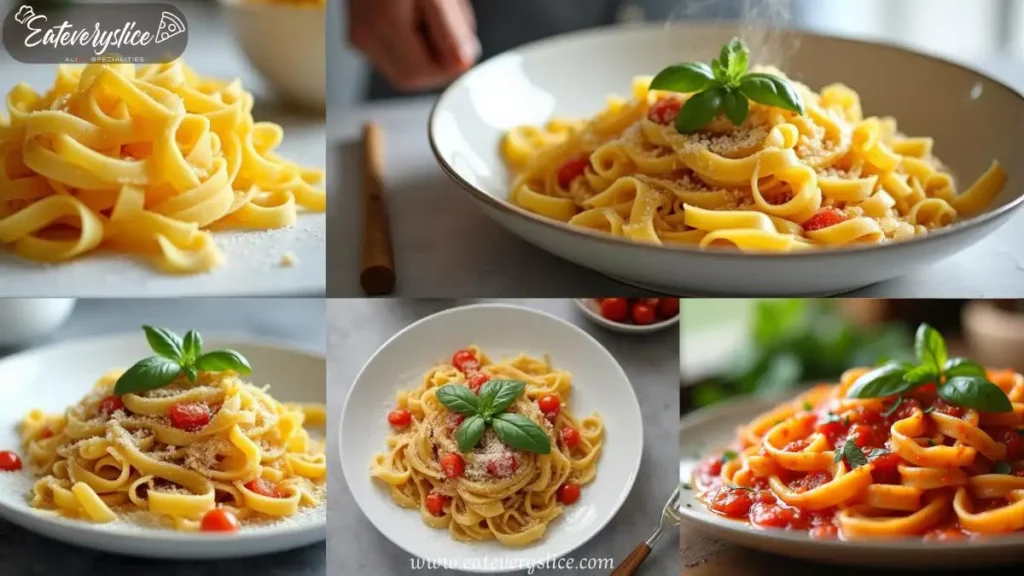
[0, 61, 326, 273]
[371, 346, 603, 546]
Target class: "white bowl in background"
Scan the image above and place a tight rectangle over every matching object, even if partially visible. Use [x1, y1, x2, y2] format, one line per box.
[428, 23, 1024, 296]
[0, 299, 76, 347]
[573, 299, 678, 335]
[221, 0, 326, 110]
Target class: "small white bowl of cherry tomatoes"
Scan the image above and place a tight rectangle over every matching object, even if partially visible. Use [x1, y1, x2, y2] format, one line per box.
[574, 298, 679, 334]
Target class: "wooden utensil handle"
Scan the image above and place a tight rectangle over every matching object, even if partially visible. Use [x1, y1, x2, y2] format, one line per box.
[359, 122, 396, 296]
[611, 543, 651, 576]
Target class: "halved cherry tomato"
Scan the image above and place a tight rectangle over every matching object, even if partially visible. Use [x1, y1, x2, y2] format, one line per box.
[487, 453, 519, 477]
[168, 403, 210, 431]
[560, 426, 580, 449]
[452, 350, 480, 373]
[992, 427, 1023, 460]
[440, 453, 464, 478]
[468, 373, 489, 394]
[557, 154, 591, 189]
[657, 298, 679, 319]
[388, 409, 412, 428]
[804, 208, 849, 231]
[0, 451, 22, 472]
[869, 452, 903, 485]
[97, 395, 124, 418]
[631, 302, 657, 326]
[40, 427, 53, 439]
[558, 482, 581, 505]
[538, 395, 561, 415]
[445, 412, 464, 435]
[425, 492, 448, 516]
[200, 508, 239, 532]
[599, 298, 629, 323]
[244, 477, 285, 498]
[648, 98, 682, 126]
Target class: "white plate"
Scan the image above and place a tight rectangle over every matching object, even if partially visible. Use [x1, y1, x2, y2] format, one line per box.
[573, 299, 678, 335]
[339, 303, 643, 573]
[678, 396, 1024, 568]
[0, 334, 327, 559]
[429, 23, 1024, 296]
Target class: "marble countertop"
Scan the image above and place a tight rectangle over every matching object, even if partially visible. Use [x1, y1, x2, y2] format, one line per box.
[327, 298, 680, 575]
[328, 57, 1024, 299]
[0, 298, 326, 576]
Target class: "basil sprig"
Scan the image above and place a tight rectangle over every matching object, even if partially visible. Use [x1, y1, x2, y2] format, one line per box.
[846, 323, 1011, 413]
[650, 37, 805, 134]
[435, 379, 551, 455]
[113, 326, 252, 396]
[834, 438, 890, 470]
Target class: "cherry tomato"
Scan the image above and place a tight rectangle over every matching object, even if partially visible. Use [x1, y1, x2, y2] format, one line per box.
[445, 412, 465, 435]
[168, 403, 210, 432]
[537, 395, 561, 415]
[558, 482, 581, 505]
[451, 350, 480, 374]
[815, 419, 845, 447]
[97, 395, 124, 418]
[487, 453, 519, 477]
[40, 427, 53, 439]
[244, 477, 284, 498]
[709, 487, 753, 517]
[440, 453, 465, 478]
[425, 492, 448, 516]
[387, 409, 412, 428]
[869, 452, 903, 485]
[560, 426, 581, 449]
[992, 427, 1023, 460]
[557, 154, 591, 189]
[631, 302, 657, 326]
[468, 373, 489, 394]
[0, 451, 22, 472]
[657, 298, 679, 319]
[599, 298, 629, 323]
[200, 508, 239, 532]
[849, 423, 885, 449]
[804, 208, 849, 231]
[648, 98, 682, 126]
[932, 398, 965, 418]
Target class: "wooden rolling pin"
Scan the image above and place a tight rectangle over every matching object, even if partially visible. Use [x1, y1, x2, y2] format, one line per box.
[359, 122, 396, 296]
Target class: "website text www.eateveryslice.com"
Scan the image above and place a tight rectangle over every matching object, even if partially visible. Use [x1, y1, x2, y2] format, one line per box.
[409, 555, 615, 573]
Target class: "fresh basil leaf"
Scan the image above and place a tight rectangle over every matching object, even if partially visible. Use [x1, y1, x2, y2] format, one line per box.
[944, 358, 987, 379]
[456, 414, 486, 453]
[738, 73, 805, 115]
[721, 89, 750, 127]
[994, 460, 1012, 475]
[435, 385, 481, 415]
[676, 88, 725, 134]
[903, 364, 938, 387]
[113, 356, 182, 396]
[142, 326, 183, 361]
[722, 450, 738, 463]
[719, 37, 749, 84]
[833, 447, 842, 464]
[649, 62, 717, 94]
[846, 363, 914, 399]
[194, 349, 251, 375]
[491, 413, 551, 454]
[842, 438, 868, 469]
[183, 366, 198, 383]
[882, 397, 904, 418]
[711, 57, 728, 83]
[938, 376, 1012, 413]
[182, 330, 203, 364]
[867, 448, 891, 460]
[802, 401, 814, 412]
[479, 380, 525, 416]
[914, 324, 947, 372]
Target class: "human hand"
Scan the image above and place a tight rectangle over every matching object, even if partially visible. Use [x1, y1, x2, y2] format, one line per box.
[348, 0, 479, 91]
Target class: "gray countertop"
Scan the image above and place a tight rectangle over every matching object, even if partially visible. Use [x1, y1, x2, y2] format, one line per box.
[327, 298, 679, 575]
[327, 58, 1024, 299]
[0, 298, 326, 576]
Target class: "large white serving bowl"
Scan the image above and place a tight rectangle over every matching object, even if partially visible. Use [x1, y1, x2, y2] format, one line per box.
[428, 23, 1024, 296]
[340, 303, 643, 573]
[0, 334, 326, 559]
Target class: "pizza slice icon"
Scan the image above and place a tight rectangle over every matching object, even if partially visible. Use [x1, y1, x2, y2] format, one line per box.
[155, 11, 185, 44]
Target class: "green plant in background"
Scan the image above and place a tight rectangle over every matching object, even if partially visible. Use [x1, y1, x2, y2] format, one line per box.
[692, 300, 913, 407]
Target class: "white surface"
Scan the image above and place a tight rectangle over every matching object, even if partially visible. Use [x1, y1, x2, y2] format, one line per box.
[338, 303, 643, 573]
[678, 396, 1024, 568]
[0, 333, 327, 559]
[0, 1, 326, 297]
[0, 299, 76, 346]
[573, 298, 677, 334]
[427, 23, 1024, 296]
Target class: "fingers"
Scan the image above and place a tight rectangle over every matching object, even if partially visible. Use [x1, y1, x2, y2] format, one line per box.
[421, 0, 480, 71]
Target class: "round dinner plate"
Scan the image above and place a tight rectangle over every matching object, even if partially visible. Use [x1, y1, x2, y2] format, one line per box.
[429, 23, 1024, 296]
[340, 304, 643, 573]
[678, 395, 1024, 568]
[0, 334, 327, 560]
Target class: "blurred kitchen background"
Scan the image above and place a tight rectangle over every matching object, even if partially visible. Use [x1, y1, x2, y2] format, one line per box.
[680, 299, 1024, 415]
[331, 0, 1024, 109]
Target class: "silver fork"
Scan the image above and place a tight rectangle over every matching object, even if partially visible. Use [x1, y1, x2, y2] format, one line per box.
[611, 486, 683, 576]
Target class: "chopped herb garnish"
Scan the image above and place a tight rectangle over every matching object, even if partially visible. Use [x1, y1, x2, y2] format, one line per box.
[802, 401, 814, 411]
[729, 485, 755, 492]
[867, 448, 890, 460]
[822, 412, 841, 425]
[926, 439, 936, 447]
[995, 461, 1013, 475]
[721, 450, 738, 463]
[835, 438, 869, 469]
[923, 405, 936, 414]
[882, 397, 904, 418]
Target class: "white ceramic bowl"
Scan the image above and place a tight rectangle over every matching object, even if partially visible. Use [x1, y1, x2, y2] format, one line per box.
[573, 299, 678, 335]
[0, 334, 326, 559]
[429, 23, 1024, 296]
[339, 303, 643, 573]
[0, 299, 75, 347]
[221, 0, 326, 110]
